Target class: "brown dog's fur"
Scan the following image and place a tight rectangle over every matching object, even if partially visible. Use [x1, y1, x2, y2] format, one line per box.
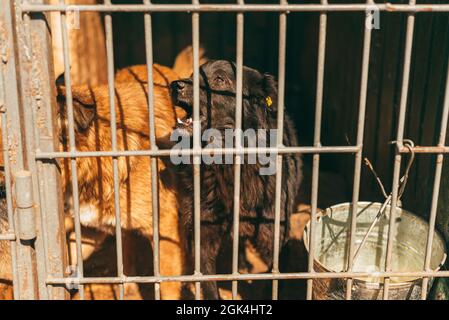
[0, 196, 13, 300]
[57, 59, 192, 299]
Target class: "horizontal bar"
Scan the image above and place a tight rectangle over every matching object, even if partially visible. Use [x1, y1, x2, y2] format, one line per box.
[35, 146, 360, 159]
[0, 233, 16, 241]
[46, 269, 449, 285]
[398, 145, 449, 154]
[20, 4, 449, 13]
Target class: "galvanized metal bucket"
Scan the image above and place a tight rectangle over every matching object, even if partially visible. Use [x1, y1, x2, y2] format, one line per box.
[304, 202, 447, 300]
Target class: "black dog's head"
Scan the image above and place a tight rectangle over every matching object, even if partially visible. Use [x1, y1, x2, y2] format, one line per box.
[170, 60, 278, 135]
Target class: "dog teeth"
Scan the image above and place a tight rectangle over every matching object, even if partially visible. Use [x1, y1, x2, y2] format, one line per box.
[177, 117, 193, 125]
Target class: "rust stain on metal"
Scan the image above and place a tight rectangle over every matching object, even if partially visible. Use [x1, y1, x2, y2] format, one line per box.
[385, 3, 398, 12]
[6, 119, 17, 166]
[385, 3, 433, 13]
[0, 21, 9, 64]
[30, 33, 47, 133]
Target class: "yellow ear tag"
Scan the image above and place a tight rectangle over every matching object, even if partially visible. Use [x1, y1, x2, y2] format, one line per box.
[265, 96, 273, 108]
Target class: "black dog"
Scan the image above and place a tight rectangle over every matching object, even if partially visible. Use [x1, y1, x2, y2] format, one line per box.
[170, 60, 302, 299]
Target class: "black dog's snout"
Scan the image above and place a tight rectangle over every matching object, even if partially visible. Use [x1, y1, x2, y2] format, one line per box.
[170, 80, 193, 114]
[171, 80, 186, 92]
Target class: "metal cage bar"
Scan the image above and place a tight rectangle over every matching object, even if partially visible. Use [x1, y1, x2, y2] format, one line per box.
[25, 0, 67, 299]
[344, 0, 373, 300]
[0, 48, 19, 300]
[272, 0, 288, 300]
[20, 3, 449, 13]
[191, 0, 202, 300]
[59, 0, 85, 300]
[420, 54, 449, 299]
[143, 0, 162, 301]
[44, 268, 449, 285]
[103, 0, 125, 300]
[35, 146, 361, 159]
[306, 0, 327, 301]
[383, 0, 416, 300]
[0, 1, 31, 299]
[231, 0, 244, 300]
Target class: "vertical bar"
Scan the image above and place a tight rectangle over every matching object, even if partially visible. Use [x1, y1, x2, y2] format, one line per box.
[103, 0, 125, 300]
[143, 0, 161, 300]
[21, 9, 52, 298]
[345, 0, 373, 300]
[192, 0, 202, 300]
[0, 0, 35, 299]
[22, 1, 70, 299]
[231, 0, 244, 300]
[59, 0, 85, 300]
[306, 0, 327, 301]
[420, 57, 449, 299]
[0, 63, 19, 299]
[272, 0, 287, 300]
[26, 0, 68, 299]
[383, 0, 416, 300]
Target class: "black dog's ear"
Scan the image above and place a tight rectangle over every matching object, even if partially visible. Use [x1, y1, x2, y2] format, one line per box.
[55, 72, 65, 87]
[57, 84, 96, 131]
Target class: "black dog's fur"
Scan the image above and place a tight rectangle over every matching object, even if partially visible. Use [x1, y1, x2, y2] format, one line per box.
[170, 60, 302, 299]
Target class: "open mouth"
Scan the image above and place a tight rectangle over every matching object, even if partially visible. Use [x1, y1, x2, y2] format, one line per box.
[176, 115, 193, 127]
[174, 98, 194, 131]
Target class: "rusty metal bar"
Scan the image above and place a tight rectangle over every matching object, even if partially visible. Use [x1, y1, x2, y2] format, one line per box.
[383, 0, 416, 300]
[20, 3, 449, 13]
[59, 0, 85, 300]
[345, 0, 373, 300]
[192, 0, 202, 300]
[21, 7, 51, 298]
[420, 53, 449, 299]
[0, 25, 19, 297]
[26, 0, 67, 299]
[35, 146, 361, 159]
[143, 0, 161, 301]
[306, 0, 327, 301]
[231, 0, 244, 300]
[103, 0, 125, 300]
[45, 269, 449, 285]
[398, 145, 449, 153]
[272, 0, 287, 300]
[0, 234, 16, 241]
